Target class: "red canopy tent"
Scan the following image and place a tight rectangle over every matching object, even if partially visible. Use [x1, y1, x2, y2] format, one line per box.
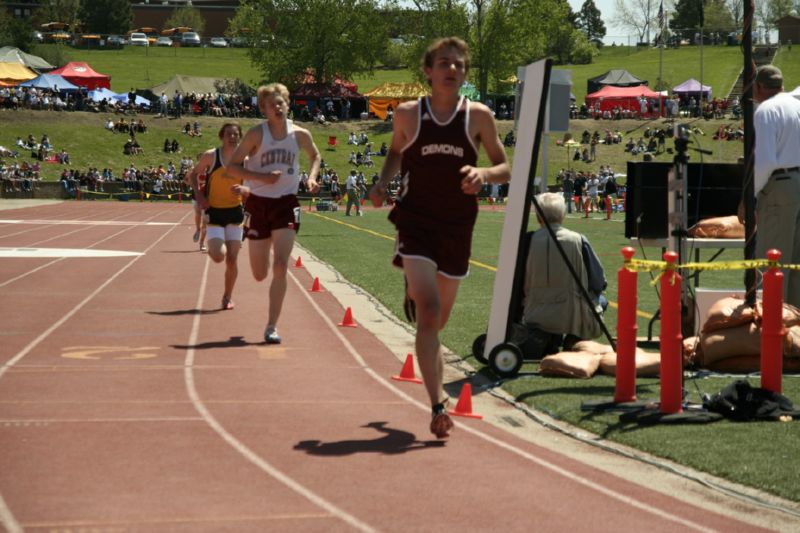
[49, 61, 110, 90]
[584, 84, 665, 118]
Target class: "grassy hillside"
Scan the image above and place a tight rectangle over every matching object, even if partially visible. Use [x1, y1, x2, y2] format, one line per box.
[37, 42, 795, 103]
[1, 110, 746, 184]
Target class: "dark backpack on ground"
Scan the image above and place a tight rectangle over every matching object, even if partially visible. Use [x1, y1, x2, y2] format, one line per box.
[705, 380, 800, 421]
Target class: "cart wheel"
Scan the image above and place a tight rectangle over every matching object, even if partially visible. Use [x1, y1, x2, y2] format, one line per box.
[489, 343, 523, 378]
[472, 333, 488, 364]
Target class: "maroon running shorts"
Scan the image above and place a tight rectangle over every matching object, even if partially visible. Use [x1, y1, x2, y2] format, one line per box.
[244, 194, 301, 240]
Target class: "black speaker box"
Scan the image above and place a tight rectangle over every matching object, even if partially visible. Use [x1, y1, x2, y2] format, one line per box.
[624, 162, 743, 239]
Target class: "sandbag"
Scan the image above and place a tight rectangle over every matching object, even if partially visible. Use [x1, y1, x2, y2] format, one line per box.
[702, 296, 755, 334]
[700, 323, 761, 365]
[688, 215, 744, 239]
[599, 349, 660, 377]
[570, 340, 614, 355]
[540, 352, 602, 379]
[786, 326, 800, 358]
[754, 301, 800, 329]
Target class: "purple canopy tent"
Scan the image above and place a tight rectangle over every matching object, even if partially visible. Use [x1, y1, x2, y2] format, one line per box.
[672, 79, 712, 100]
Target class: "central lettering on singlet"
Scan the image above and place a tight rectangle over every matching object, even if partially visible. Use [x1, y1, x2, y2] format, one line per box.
[259, 148, 296, 167]
[420, 143, 464, 157]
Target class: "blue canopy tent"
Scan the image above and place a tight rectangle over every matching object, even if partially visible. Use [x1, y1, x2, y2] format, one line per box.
[19, 73, 79, 92]
[112, 92, 151, 107]
[87, 87, 118, 101]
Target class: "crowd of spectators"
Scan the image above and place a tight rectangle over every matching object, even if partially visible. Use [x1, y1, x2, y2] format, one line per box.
[58, 156, 195, 198]
[569, 95, 740, 121]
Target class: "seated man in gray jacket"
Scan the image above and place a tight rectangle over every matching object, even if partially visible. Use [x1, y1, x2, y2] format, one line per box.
[520, 192, 607, 357]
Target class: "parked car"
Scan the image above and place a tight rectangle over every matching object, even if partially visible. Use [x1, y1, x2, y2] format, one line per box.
[107, 34, 125, 46]
[230, 36, 249, 47]
[181, 32, 201, 47]
[155, 36, 173, 47]
[209, 37, 228, 48]
[129, 32, 149, 46]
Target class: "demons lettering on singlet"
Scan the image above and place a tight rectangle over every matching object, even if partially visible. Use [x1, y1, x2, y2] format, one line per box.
[259, 148, 296, 168]
[420, 143, 465, 157]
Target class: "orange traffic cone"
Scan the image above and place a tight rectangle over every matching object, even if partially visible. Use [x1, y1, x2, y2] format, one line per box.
[391, 354, 423, 384]
[448, 383, 482, 419]
[309, 277, 323, 292]
[294, 256, 303, 268]
[339, 307, 357, 327]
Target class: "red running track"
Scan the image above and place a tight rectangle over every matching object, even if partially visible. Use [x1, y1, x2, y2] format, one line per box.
[0, 201, 787, 531]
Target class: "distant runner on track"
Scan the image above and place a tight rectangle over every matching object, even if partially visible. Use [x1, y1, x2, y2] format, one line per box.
[369, 37, 510, 438]
[186, 123, 244, 310]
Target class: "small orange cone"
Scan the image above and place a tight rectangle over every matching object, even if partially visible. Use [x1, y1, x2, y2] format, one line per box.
[448, 383, 482, 419]
[294, 256, 303, 268]
[309, 277, 323, 292]
[339, 307, 357, 327]
[391, 354, 422, 384]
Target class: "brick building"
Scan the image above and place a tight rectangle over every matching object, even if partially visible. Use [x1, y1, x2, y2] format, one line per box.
[776, 15, 800, 46]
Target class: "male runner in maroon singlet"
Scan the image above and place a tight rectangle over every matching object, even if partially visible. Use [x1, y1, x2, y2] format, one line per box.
[369, 37, 510, 439]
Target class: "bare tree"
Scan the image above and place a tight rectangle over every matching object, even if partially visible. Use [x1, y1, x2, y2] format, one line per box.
[724, 0, 742, 26]
[611, 0, 660, 43]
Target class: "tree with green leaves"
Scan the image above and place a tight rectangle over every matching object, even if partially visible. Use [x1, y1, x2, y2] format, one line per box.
[669, 0, 705, 39]
[164, 5, 206, 34]
[79, 0, 132, 35]
[32, 0, 81, 30]
[231, 0, 387, 89]
[578, 0, 607, 43]
[0, 9, 34, 52]
[702, 0, 734, 34]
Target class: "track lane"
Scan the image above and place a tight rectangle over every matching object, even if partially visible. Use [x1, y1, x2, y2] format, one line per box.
[0, 202, 787, 531]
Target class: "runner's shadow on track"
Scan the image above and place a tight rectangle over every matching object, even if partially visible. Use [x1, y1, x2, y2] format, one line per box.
[148, 309, 225, 316]
[172, 336, 260, 350]
[294, 421, 444, 456]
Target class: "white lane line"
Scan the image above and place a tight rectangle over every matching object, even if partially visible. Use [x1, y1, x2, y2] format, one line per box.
[288, 270, 716, 533]
[0, 211, 191, 533]
[0, 209, 174, 289]
[0, 248, 142, 258]
[0, 219, 177, 226]
[183, 258, 376, 533]
[0, 214, 187, 380]
[0, 493, 21, 533]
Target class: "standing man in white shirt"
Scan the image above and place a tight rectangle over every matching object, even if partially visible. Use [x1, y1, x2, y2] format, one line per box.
[345, 169, 362, 216]
[748, 65, 800, 306]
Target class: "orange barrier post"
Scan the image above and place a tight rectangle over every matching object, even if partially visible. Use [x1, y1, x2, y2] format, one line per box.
[615, 247, 638, 403]
[605, 196, 612, 220]
[140, 190, 144, 202]
[761, 249, 784, 394]
[75, 187, 81, 201]
[583, 198, 590, 218]
[660, 251, 683, 414]
[391, 353, 423, 384]
[574, 195, 580, 212]
[448, 383, 482, 419]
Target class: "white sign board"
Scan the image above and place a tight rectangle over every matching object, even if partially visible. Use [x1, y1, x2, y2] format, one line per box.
[484, 59, 551, 359]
